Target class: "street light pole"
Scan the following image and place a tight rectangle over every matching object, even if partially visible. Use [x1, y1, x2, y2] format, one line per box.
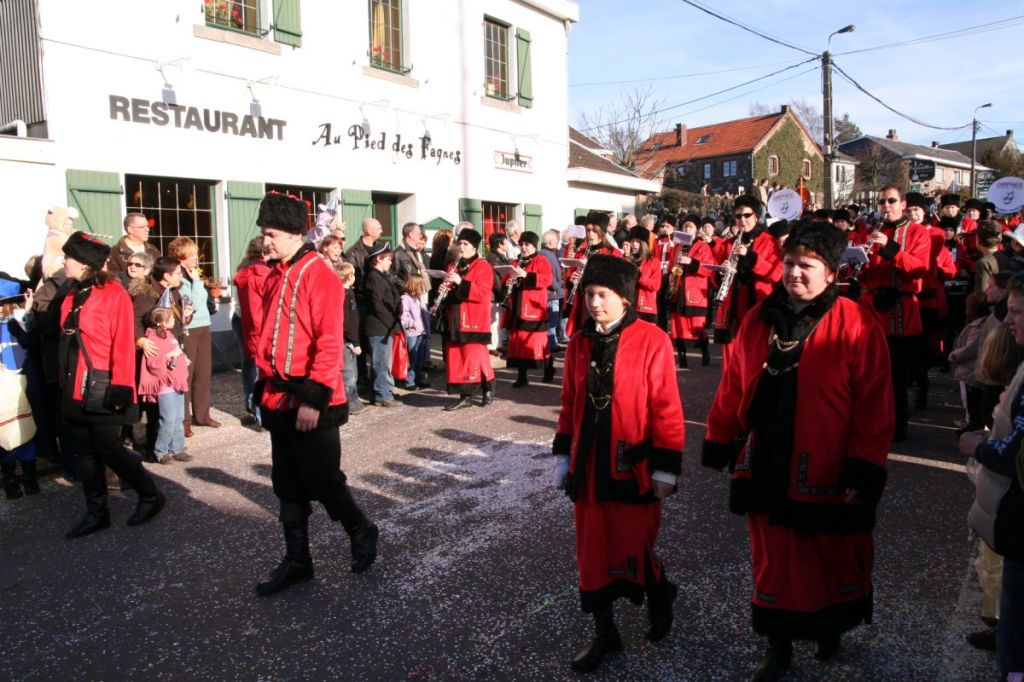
[971, 102, 992, 198]
[822, 24, 855, 210]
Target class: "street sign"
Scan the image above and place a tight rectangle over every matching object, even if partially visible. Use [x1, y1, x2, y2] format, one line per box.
[976, 170, 997, 198]
[909, 159, 935, 182]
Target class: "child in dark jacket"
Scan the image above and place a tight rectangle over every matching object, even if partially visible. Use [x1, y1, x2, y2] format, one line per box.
[338, 262, 364, 413]
[137, 308, 191, 464]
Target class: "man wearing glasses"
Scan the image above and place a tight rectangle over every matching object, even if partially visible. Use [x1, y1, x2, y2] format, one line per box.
[107, 213, 161, 276]
[711, 195, 782, 373]
[857, 186, 930, 442]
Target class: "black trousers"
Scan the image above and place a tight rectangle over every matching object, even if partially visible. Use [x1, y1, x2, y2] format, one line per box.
[888, 335, 918, 433]
[69, 423, 155, 497]
[268, 416, 351, 521]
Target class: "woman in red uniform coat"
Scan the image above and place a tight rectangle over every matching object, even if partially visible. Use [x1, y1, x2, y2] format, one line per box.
[503, 231, 554, 387]
[702, 222, 893, 682]
[713, 196, 783, 374]
[440, 228, 495, 411]
[624, 225, 661, 324]
[59, 232, 164, 538]
[553, 254, 684, 673]
[565, 212, 623, 338]
[668, 220, 716, 368]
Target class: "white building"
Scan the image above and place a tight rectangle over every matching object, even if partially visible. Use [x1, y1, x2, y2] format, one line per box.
[1, 0, 587, 283]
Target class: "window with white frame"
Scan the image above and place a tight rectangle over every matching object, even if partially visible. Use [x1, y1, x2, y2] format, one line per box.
[802, 159, 812, 179]
[768, 155, 779, 176]
[703, 163, 712, 179]
[369, 0, 404, 72]
[484, 18, 511, 99]
[204, 0, 260, 36]
[954, 170, 963, 184]
[723, 160, 737, 177]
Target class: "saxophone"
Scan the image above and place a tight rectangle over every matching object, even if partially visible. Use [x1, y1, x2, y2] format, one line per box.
[668, 245, 688, 298]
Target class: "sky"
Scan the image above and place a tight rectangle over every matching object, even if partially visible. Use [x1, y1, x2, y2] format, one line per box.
[568, 0, 1024, 150]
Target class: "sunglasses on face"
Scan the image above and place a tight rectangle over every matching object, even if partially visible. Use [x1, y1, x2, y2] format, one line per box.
[733, 212, 755, 220]
[877, 197, 900, 205]
[127, 262, 145, 268]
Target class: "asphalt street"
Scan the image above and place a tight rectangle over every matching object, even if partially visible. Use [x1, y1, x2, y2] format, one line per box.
[0, 339, 999, 681]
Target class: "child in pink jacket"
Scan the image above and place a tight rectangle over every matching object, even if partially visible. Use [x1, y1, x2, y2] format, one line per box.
[138, 308, 191, 464]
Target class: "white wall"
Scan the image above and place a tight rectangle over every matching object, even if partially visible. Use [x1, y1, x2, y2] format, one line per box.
[0, 137, 62, 277]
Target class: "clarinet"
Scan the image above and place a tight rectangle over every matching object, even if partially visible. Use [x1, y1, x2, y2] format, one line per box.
[565, 245, 592, 313]
[499, 258, 523, 307]
[714, 233, 747, 304]
[429, 257, 462, 320]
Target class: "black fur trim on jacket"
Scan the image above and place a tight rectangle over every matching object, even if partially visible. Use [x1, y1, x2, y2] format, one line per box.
[552, 432, 572, 456]
[701, 438, 743, 472]
[260, 402, 349, 431]
[878, 239, 900, 261]
[522, 271, 538, 289]
[841, 457, 888, 504]
[752, 593, 873, 640]
[292, 379, 334, 412]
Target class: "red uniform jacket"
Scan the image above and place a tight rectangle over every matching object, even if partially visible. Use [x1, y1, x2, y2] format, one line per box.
[233, 257, 271, 359]
[858, 219, 929, 337]
[670, 240, 715, 314]
[703, 291, 892, 531]
[59, 280, 138, 423]
[713, 227, 782, 339]
[256, 245, 346, 414]
[447, 255, 494, 343]
[920, 226, 957, 314]
[635, 257, 662, 316]
[502, 253, 551, 332]
[554, 314, 684, 501]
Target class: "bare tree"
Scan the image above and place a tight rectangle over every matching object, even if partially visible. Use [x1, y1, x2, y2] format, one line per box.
[749, 98, 825, 144]
[576, 84, 666, 169]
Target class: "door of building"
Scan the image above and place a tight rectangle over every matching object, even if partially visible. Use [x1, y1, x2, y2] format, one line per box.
[372, 192, 398, 245]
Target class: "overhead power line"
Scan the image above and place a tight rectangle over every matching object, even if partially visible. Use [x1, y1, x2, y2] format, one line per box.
[678, 0, 818, 56]
[569, 59, 801, 88]
[831, 62, 971, 131]
[835, 15, 1024, 56]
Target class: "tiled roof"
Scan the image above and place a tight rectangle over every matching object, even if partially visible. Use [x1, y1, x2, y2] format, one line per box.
[568, 126, 641, 178]
[635, 111, 786, 177]
[939, 133, 1017, 160]
[840, 135, 974, 166]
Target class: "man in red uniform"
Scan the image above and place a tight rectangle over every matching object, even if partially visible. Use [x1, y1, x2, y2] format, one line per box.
[253, 192, 378, 596]
[858, 185, 930, 442]
[439, 228, 496, 411]
[504, 231, 554, 386]
[553, 254, 683, 673]
[713, 196, 782, 373]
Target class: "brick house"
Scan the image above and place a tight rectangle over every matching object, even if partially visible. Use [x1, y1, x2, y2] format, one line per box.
[635, 105, 823, 200]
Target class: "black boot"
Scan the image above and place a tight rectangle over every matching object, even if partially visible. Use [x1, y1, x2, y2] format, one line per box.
[65, 478, 111, 539]
[127, 474, 165, 526]
[750, 637, 792, 682]
[257, 503, 314, 596]
[2, 460, 22, 500]
[21, 460, 40, 496]
[513, 368, 529, 388]
[677, 349, 688, 369]
[543, 358, 556, 383]
[814, 632, 842, 660]
[481, 382, 494, 406]
[571, 610, 623, 673]
[914, 382, 928, 410]
[699, 336, 711, 366]
[644, 578, 678, 642]
[326, 485, 379, 573]
[444, 395, 473, 411]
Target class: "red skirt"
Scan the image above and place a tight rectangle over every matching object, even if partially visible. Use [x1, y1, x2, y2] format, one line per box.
[445, 342, 495, 393]
[507, 329, 549, 368]
[747, 513, 875, 638]
[574, 450, 663, 612]
[669, 313, 706, 341]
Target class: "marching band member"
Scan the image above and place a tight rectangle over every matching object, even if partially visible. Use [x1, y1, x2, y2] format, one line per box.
[858, 186, 930, 442]
[703, 222, 892, 682]
[438, 228, 496, 411]
[668, 221, 715, 368]
[625, 224, 661, 324]
[503, 231, 555, 387]
[552, 254, 684, 673]
[652, 217, 674, 330]
[565, 212, 623, 338]
[712, 196, 783, 373]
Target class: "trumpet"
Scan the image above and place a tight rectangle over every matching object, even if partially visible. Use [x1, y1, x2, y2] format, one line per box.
[668, 245, 688, 298]
[429, 257, 462, 319]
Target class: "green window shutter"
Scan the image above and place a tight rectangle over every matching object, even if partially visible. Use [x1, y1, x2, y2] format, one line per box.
[516, 28, 533, 108]
[524, 203, 542, 233]
[341, 189, 373, 244]
[273, 0, 302, 47]
[66, 169, 123, 242]
[574, 208, 589, 218]
[226, 181, 264, 275]
[459, 198, 483, 231]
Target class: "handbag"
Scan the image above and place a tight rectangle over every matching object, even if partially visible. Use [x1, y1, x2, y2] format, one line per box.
[0, 368, 36, 451]
[392, 332, 409, 382]
[62, 287, 119, 416]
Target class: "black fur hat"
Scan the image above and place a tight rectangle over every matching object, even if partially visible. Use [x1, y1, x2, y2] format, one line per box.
[627, 225, 652, 244]
[518, 231, 540, 247]
[905, 192, 928, 209]
[784, 221, 847, 272]
[733, 194, 763, 217]
[257, 191, 308, 234]
[940, 193, 961, 208]
[580, 254, 638, 304]
[458, 227, 483, 248]
[964, 198, 985, 212]
[63, 231, 110, 270]
[833, 210, 852, 224]
[585, 211, 610, 231]
[574, 214, 588, 226]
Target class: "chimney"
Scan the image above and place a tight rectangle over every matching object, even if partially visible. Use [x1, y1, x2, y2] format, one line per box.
[932, 141, 940, 148]
[675, 123, 687, 147]
[1008, 130, 1015, 139]
[780, 104, 790, 115]
[886, 129, 898, 141]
